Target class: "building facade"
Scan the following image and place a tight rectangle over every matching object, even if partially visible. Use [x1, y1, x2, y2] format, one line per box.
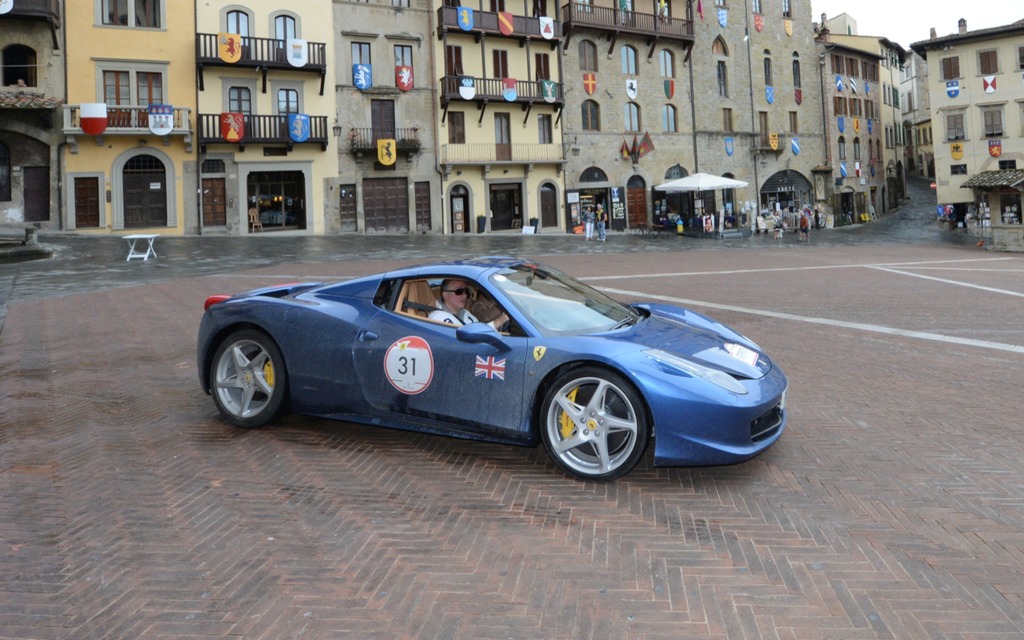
[1, 0, 64, 228]
[195, 1, 336, 235]
[431, 0, 566, 234]
[911, 18, 1024, 233]
[900, 49, 933, 178]
[61, 1, 196, 235]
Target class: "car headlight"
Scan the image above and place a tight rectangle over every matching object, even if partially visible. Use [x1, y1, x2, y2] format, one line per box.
[643, 349, 749, 395]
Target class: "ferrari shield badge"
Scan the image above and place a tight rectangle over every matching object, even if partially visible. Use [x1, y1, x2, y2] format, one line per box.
[396, 65, 414, 91]
[724, 137, 734, 156]
[458, 7, 474, 30]
[532, 346, 547, 362]
[625, 78, 638, 100]
[582, 73, 596, 95]
[498, 11, 514, 36]
[377, 139, 397, 166]
[288, 114, 310, 143]
[502, 77, 517, 101]
[286, 39, 308, 67]
[946, 80, 959, 98]
[384, 337, 433, 395]
[459, 76, 476, 100]
[989, 140, 1002, 157]
[353, 64, 372, 90]
[541, 80, 557, 103]
[147, 104, 173, 136]
[220, 112, 244, 142]
[218, 33, 242, 63]
[539, 16, 554, 39]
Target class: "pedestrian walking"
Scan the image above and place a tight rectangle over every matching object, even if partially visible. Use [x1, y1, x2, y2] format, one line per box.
[596, 204, 608, 242]
[798, 210, 810, 242]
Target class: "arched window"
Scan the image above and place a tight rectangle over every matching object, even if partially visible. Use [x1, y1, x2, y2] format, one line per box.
[838, 135, 847, 160]
[226, 10, 250, 36]
[717, 61, 728, 97]
[659, 50, 674, 78]
[621, 45, 637, 75]
[853, 137, 861, 160]
[580, 166, 609, 183]
[581, 100, 600, 131]
[792, 52, 801, 89]
[578, 40, 597, 72]
[868, 138, 874, 162]
[711, 36, 728, 56]
[274, 14, 297, 41]
[661, 104, 677, 132]
[2, 45, 37, 87]
[763, 49, 773, 86]
[624, 102, 640, 132]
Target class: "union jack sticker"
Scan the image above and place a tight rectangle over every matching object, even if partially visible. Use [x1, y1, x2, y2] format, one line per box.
[474, 356, 506, 380]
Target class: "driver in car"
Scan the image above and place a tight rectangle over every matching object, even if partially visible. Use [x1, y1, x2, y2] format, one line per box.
[429, 278, 508, 329]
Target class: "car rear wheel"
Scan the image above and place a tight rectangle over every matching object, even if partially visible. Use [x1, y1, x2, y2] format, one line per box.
[540, 367, 650, 481]
[210, 329, 288, 428]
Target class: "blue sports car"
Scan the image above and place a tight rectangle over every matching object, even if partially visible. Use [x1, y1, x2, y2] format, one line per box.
[197, 257, 787, 480]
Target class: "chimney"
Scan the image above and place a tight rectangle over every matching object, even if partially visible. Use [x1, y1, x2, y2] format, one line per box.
[929, 27, 937, 39]
[958, 18, 967, 34]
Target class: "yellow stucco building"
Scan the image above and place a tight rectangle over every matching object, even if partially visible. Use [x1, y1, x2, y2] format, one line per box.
[61, 1, 196, 235]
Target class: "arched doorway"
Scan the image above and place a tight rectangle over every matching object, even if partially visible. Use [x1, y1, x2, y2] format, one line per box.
[625, 174, 647, 232]
[123, 154, 168, 228]
[760, 170, 812, 213]
[577, 166, 609, 230]
[449, 184, 471, 233]
[539, 182, 558, 229]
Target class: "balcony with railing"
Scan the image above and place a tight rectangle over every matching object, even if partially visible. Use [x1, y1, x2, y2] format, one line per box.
[436, 6, 560, 45]
[441, 142, 564, 175]
[195, 34, 328, 94]
[440, 76, 564, 108]
[62, 104, 192, 153]
[348, 128, 422, 158]
[197, 113, 329, 151]
[5, 0, 62, 48]
[561, 2, 693, 52]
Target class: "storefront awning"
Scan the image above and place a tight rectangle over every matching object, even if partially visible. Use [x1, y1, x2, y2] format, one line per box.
[960, 170, 1024, 190]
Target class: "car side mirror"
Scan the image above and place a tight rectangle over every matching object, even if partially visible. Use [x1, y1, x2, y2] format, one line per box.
[456, 322, 510, 352]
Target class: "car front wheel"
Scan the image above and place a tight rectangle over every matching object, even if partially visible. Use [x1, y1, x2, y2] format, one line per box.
[210, 329, 288, 428]
[540, 367, 650, 481]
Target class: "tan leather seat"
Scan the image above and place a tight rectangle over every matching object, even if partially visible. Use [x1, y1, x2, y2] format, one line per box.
[401, 281, 437, 318]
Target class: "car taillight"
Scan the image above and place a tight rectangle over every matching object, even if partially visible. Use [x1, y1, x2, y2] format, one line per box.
[204, 294, 232, 311]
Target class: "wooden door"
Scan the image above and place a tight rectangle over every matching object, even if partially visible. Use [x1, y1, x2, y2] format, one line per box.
[494, 113, 511, 161]
[74, 176, 101, 228]
[362, 177, 409, 233]
[23, 166, 49, 222]
[202, 177, 226, 226]
[626, 187, 647, 230]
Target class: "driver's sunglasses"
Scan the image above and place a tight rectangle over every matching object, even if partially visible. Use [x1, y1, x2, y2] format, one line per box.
[443, 287, 470, 296]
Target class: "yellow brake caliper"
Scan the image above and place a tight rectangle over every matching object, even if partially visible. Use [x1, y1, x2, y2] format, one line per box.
[559, 387, 579, 440]
[262, 359, 275, 390]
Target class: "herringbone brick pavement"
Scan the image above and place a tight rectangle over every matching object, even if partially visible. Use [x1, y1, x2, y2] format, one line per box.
[2, 244, 1023, 639]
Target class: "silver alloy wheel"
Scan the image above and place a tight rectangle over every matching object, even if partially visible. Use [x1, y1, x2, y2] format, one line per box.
[211, 331, 285, 427]
[542, 370, 648, 480]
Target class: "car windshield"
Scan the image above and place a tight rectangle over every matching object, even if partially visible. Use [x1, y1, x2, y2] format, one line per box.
[489, 263, 639, 336]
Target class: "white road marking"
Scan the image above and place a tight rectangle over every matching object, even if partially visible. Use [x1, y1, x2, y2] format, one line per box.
[869, 266, 1024, 298]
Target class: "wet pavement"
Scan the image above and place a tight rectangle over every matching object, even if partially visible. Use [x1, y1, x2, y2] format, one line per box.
[5, 175, 1024, 639]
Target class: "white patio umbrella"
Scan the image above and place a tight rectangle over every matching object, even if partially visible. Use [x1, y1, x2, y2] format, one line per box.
[655, 173, 748, 192]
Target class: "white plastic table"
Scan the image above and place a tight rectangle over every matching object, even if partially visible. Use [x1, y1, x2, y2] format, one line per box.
[124, 234, 159, 261]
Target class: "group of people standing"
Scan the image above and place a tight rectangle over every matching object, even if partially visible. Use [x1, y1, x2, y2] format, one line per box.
[583, 203, 608, 242]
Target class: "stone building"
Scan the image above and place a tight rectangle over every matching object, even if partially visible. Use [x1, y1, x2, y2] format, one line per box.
[0, 0, 64, 228]
[901, 50, 933, 178]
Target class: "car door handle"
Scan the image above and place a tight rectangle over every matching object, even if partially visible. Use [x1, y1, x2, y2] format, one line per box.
[358, 330, 378, 342]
